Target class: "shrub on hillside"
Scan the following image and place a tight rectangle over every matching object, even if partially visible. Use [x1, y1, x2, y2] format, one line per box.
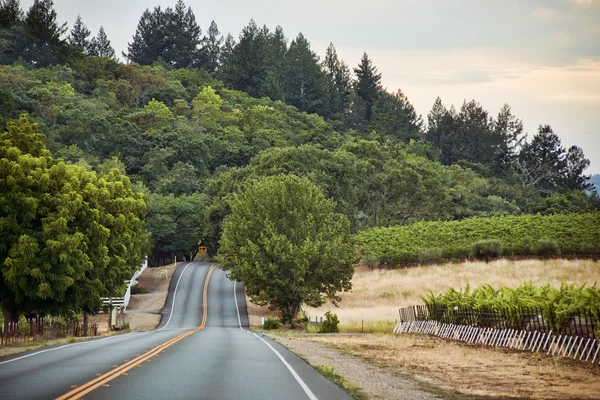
[359, 253, 379, 268]
[418, 248, 443, 263]
[471, 240, 502, 261]
[532, 239, 560, 258]
[319, 311, 340, 333]
[263, 318, 281, 330]
[130, 284, 149, 295]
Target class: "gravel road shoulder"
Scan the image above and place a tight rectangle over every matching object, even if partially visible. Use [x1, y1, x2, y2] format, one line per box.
[271, 334, 445, 400]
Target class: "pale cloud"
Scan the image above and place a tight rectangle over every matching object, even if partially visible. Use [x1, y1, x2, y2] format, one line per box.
[532, 8, 559, 20]
[319, 44, 600, 173]
[570, 0, 600, 4]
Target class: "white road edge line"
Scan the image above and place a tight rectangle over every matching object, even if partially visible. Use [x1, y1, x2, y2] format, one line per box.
[0, 332, 136, 365]
[157, 262, 192, 331]
[252, 333, 319, 400]
[233, 281, 243, 331]
[233, 281, 318, 400]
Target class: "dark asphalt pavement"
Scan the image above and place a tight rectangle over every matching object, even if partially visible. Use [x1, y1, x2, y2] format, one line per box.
[0, 262, 353, 400]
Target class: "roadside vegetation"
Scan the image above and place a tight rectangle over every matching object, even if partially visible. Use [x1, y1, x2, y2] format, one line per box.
[305, 259, 600, 325]
[2, 0, 598, 329]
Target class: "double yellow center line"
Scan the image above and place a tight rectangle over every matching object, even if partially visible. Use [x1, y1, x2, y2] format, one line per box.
[57, 264, 216, 400]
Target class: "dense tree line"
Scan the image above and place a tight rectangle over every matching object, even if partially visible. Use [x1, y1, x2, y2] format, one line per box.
[0, 0, 597, 320]
[0, 115, 148, 327]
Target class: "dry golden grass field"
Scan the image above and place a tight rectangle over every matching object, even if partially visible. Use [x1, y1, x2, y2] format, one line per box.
[305, 259, 600, 326]
[267, 259, 600, 399]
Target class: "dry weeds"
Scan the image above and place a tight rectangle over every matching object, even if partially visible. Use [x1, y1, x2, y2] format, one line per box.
[305, 259, 600, 323]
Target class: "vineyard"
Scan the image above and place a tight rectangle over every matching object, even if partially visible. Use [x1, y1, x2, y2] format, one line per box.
[421, 283, 600, 336]
[355, 212, 600, 264]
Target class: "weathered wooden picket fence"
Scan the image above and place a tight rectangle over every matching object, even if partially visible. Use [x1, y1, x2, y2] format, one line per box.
[394, 305, 600, 365]
[1, 318, 99, 345]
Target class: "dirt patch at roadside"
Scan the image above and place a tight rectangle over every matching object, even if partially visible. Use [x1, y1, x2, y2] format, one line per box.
[273, 335, 442, 400]
[245, 295, 280, 327]
[125, 263, 179, 331]
[247, 298, 600, 399]
[297, 334, 600, 400]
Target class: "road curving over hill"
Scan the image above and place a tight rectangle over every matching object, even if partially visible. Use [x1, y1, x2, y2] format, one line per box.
[0, 262, 352, 400]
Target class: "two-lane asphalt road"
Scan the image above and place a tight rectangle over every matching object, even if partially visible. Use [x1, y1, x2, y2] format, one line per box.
[0, 262, 353, 400]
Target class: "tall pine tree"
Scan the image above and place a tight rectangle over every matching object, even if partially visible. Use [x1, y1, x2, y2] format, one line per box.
[0, 0, 23, 27]
[221, 19, 270, 98]
[25, 0, 66, 43]
[201, 20, 222, 72]
[492, 104, 525, 176]
[353, 52, 381, 122]
[281, 33, 325, 114]
[125, 1, 202, 68]
[322, 43, 351, 120]
[370, 89, 422, 144]
[68, 14, 91, 51]
[89, 26, 115, 59]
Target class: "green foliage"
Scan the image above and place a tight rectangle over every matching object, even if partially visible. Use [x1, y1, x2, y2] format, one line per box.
[471, 240, 503, 260]
[318, 311, 340, 333]
[532, 239, 560, 258]
[422, 282, 600, 333]
[0, 115, 148, 319]
[359, 253, 379, 268]
[418, 248, 443, 263]
[125, 1, 203, 68]
[314, 365, 368, 400]
[130, 284, 149, 295]
[262, 318, 281, 330]
[146, 192, 207, 266]
[356, 212, 600, 264]
[218, 175, 354, 323]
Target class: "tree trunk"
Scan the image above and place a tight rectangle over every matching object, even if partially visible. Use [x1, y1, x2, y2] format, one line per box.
[3, 309, 17, 339]
[83, 312, 89, 337]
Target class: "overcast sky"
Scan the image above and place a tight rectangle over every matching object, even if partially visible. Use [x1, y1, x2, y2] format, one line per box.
[21, 0, 600, 174]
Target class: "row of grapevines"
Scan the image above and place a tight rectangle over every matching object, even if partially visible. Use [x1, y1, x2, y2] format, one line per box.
[355, 212, 600, 264]
[421, 283, 600, 333]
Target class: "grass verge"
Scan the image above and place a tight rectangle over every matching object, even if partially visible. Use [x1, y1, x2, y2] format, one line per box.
[313, 364, 369, 400]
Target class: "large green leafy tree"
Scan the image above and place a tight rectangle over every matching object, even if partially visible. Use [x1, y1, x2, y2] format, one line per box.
[219, 175, 354, 323]
[0, 115, 68, 322]
[146, 192, 207, 266]
[0, 115, 148, 325]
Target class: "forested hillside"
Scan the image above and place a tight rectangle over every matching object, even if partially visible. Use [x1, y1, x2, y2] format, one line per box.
[1, 0, 598, 273]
